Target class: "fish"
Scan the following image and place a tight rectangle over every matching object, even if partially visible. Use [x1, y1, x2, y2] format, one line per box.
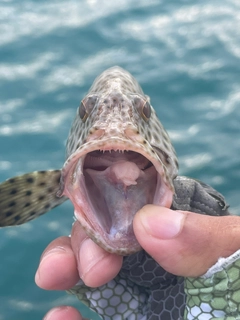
[0, 66, 229, 256]
[0, 67, 231, 319]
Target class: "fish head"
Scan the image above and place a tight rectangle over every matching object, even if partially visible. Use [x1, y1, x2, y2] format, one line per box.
[60, 66, 178, 255]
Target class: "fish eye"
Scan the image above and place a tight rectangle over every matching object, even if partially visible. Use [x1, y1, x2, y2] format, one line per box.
[141, 101, 151, 121]
[133, 96, 151, 122]
[79, 101, 88, 122]
[79, 95, 98, 122]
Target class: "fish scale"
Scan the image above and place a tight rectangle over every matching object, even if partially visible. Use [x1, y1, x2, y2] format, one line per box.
[0, 67, 230, 319]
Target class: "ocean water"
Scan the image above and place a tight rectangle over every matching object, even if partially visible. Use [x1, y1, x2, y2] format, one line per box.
[0, 0, 240, 319]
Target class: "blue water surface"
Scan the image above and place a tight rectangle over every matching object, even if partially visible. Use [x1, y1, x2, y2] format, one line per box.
[0, 0, 240, 319]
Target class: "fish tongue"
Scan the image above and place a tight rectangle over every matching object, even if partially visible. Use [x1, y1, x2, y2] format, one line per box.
[106, 160, 142, 186]
[85, 161, 144, 237]
[86, 160, 143, 188]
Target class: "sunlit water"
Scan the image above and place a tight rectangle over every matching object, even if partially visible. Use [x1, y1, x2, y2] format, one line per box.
[0, 1, 240, 319]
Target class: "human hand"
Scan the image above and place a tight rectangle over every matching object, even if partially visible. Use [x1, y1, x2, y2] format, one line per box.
[36, 205, 240, 319]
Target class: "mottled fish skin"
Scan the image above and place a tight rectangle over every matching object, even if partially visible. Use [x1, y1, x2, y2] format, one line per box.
[0, 66, 178, 255]
[60, 66, 178, 254]
[65, 67, 178, 179]
[65, 67, 178, 180]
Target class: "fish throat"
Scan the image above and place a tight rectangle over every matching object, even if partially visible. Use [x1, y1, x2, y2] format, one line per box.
[84, 150, 156, 241]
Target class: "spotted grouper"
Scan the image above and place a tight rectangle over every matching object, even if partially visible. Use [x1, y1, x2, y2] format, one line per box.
[0, 67, 230, 319]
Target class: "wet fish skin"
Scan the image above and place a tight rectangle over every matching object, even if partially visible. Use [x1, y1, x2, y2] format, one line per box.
[0, 66, 179, 255]
[65, 66, 178, 182]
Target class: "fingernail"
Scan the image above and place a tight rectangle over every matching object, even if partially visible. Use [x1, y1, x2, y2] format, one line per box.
[138, 206, 186, 239]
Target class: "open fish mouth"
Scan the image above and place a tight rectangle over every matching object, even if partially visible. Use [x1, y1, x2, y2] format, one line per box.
[60, 138, 173, 255]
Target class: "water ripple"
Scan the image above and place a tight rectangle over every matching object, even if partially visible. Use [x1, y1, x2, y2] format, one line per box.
[0, 109, 73, 136]
[0, 53, 56, 81]
[0, 0, 158, 46]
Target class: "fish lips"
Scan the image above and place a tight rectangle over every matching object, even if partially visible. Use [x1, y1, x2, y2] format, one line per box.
[59, 138, 173, 255]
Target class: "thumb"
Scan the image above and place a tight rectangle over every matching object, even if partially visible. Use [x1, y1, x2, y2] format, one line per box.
[133, 205, 240, 277]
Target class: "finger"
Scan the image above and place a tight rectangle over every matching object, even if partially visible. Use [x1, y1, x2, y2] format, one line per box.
[71, 221, 123, 287]
[35, 236, 79, 290]
[43, 306, 84, 320]
[133, 205, 240, 277]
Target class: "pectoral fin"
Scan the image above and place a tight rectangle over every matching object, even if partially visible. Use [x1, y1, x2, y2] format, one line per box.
[0, 170, 67, 227]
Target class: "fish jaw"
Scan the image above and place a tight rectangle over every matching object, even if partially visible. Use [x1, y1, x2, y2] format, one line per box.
[60, 137, 173, 255]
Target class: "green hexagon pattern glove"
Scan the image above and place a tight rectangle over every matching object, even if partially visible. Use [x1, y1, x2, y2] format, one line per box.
[185, 249, 240, 320]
